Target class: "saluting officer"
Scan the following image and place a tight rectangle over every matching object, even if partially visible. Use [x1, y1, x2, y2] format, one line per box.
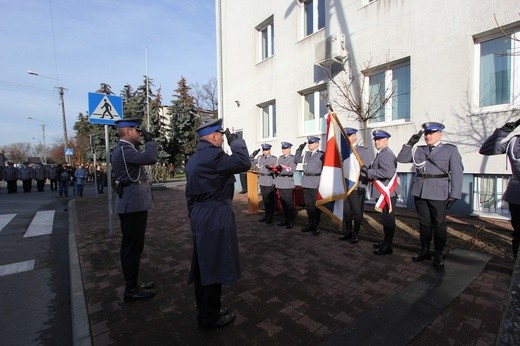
[361, 130, 402, 255]
[275, 142, 297, 229]
[479, 119, 520, 259]
[397, 122, 464, 269]
[252, 143, 278, 224]
[111, 117, 158, 301]
[340, 128, 372, 243]
[294, 136, 324, 235]
[186, 119, 251, 329]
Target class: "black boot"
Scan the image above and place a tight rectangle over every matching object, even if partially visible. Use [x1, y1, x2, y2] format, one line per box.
[433, 252, 444, 269]
[339, 231, 352, 241]
[259, 215, 268, 222]
[374, 242, 393, 255]
[412, 248, 432, 262]
[350, 230, 359, 243]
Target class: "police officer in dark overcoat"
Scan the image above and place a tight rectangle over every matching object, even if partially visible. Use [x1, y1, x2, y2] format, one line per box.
[252, 143, 278, 224]
[275, 142, 297, 229]
[294, 136, 324, 235]
[111, 118, 158, 301]
[397, 122, 464, 269]
[186, 119, 250, 329]
[479, 119, 520, 258]
[361, 130, 402, 255]
[5, 162, 19, 193]
[340, 128, 372, 243]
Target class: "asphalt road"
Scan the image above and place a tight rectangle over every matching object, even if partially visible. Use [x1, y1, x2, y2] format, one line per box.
[0, 182, 73, 345]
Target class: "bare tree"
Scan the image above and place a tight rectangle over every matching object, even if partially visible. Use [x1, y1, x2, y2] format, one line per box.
[191, 77, 218, 112]
[2, 142, 33, 163]
[321, 58, 397, 146]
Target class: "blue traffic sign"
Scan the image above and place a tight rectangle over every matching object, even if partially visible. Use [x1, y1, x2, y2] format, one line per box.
[88, 93, 123, 125]
[65, 148, 74, 156]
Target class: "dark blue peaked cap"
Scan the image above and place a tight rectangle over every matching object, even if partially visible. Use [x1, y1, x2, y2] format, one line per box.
[115, 117, 142, 128]
[372, 130, 391, 139]
[196, 118, 224, 136]
[422, 122, 445, 133]
[344, 127, 358, 135]
[281, 142, 293, 149]
[261, 143, 272, 150]
[307, 136, 320, 143]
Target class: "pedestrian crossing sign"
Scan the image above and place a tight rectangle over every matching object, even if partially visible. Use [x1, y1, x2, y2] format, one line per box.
[65, 148, 74, 156]
[88, 92, 124, 125]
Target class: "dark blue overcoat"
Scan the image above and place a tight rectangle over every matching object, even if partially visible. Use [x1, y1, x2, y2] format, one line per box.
[186, 138, 250, 286]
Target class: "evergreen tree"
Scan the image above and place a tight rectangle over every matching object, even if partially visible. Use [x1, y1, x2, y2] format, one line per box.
[167, 77, 200, 166]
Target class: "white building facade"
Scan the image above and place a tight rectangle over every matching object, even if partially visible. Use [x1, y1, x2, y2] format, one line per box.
[215, 0, 520, 218]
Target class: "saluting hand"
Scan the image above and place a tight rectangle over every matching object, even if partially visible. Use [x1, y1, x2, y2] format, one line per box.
[297, 142, 306, 151]
[407, 130, 423, 146]
[251, 149, 260, 157]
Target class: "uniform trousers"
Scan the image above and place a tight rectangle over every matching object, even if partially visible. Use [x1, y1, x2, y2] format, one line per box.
[278, 188, 295, 223]
[414, 197, 447, 253]
[303, 187, 321, 228]
[22, 179, 32, 192]
[192, 246, 222, 327]
[381, 196, 397, 244]
[119, 210, 148, 291]
[509, 203, 520, 258]
[36, 179, 45, 192]
[260, 185, 276, 219]
[344, 188, 366, 233]
[7, 180, 17, 193]
[50, 179, 58, 191]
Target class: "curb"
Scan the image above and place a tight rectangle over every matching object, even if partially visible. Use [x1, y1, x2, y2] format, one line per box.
[68, 199, 92, 346]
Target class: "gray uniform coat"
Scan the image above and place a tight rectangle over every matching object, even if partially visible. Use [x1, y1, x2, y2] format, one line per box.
[294, 149, 324, 189]
[397, 142, 464, 200]
[18, 165, 34, 180]
[5, 165, 18, 181]
[252, 154, 277, 187]
[111, 140, 158, 214]
[186, 138, 250, 285]
[479, 129, 520, 204]
[366, 146, 402, 198]
[275, 155, 296, 189]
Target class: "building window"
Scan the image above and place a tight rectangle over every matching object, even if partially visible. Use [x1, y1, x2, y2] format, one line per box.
[257, 16, 274, 60]
[303, 0, 325, 36]
[302, 88, 327, 134]
[260, 102, 276, 139]
[473, 174, 510, 216]
[477, 34, 518, 108]
[366, 60, 411, 124]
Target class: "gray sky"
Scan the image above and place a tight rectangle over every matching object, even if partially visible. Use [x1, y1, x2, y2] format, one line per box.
[0, 0, 216, 147]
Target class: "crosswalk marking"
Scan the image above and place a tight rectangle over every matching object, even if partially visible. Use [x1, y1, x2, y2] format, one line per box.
[0, 259, 35, 277]
[0, 213, 16, 233]
[23, 210, 55, 238]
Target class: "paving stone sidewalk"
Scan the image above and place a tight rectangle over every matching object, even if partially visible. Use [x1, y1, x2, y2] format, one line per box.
[73, 182, 512, 345]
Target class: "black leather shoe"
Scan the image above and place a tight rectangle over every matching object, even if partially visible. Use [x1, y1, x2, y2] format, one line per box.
[412, 249, 432, 262]
[124, 287, 156, 302]
[374, 243, 393, 255]
[203, 313, 235, 329]
[339, 232, 352, 241]
[258, 216, 268, 222]
[138, 281, 155, 289]
[220, 307, 228, 316]
[277, 221, 287, 226]
[311, 228, 320, 235]
[286, 223, 294, 229]
[433, 253, 444, 269]
[373, 241, 384, 249]
[265, 217, 273, 224]
[301, 225, 313, 233]
[350, 234, 359, 244]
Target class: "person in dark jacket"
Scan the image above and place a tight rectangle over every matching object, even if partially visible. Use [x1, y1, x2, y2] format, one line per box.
[479, 119, 520, 259]
[186, 118, 250, 329]
[111, 118, 158, 302]
[5, 162, 19, 193]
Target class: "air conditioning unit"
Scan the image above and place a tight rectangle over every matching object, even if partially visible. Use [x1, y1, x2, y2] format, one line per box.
[315, 33, 348, 67]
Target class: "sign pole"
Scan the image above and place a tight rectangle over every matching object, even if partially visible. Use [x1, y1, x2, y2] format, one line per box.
[105, 125, 113, 235]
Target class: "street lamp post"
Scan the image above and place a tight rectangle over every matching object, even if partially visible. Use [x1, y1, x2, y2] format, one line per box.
[27, 116, 47, 164]
[27, 71, 69, 161]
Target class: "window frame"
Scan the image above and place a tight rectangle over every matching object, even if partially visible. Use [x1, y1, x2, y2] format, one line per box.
[364, 58, 411, 126]
[258, 100, 277, 140]
[256, 15, 275, 61]
[472, 174, 511, 218]
[300, 85, 328, 136]
[474, 31, 520, 112]
[302, 0, 326, 37]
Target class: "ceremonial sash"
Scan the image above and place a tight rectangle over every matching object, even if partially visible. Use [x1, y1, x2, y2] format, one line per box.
[373, 173, 398, 213]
